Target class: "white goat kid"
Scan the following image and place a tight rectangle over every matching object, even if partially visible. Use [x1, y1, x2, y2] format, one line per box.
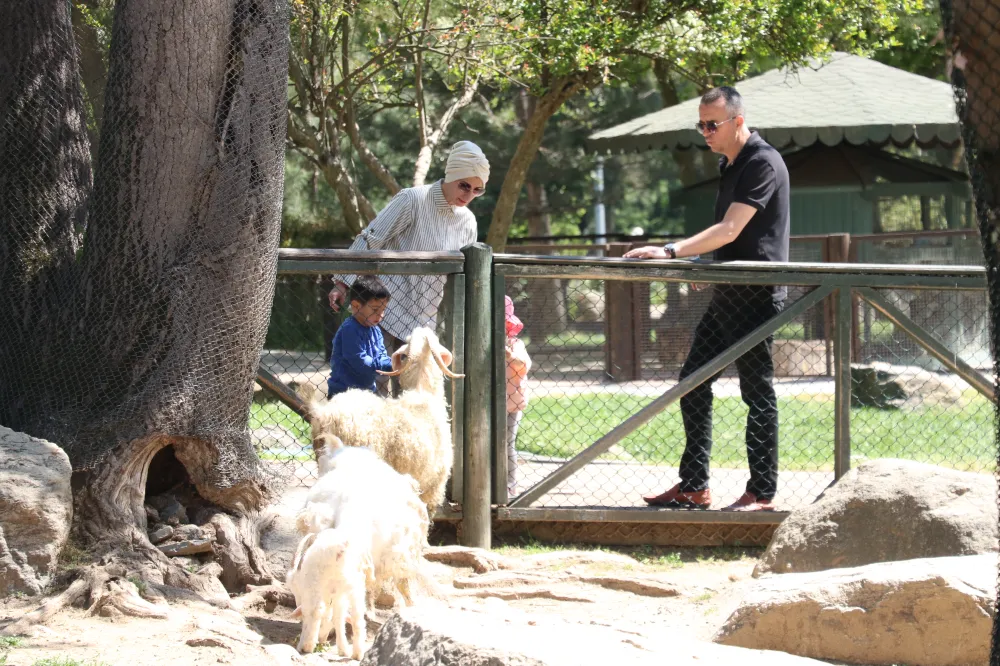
[303, 326, 463, 517]
[286, 529, 373, 657]
[296, 445, 432, 607]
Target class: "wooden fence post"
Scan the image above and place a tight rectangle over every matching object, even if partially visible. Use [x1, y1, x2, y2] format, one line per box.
[822, 233, 852, 375]
[461, 243, 492, 549]
[604, 243, 639, 382]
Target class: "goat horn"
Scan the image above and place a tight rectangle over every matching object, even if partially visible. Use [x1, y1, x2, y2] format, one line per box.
[430, 346, 465, 379]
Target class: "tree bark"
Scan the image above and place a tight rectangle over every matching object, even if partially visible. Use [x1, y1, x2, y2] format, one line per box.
[0, 0, 92, 430]
[486, 78, 585, 251]
[511, 90, 567, 339]
[71, 0, 108, 162]
[1, 0, 290, 570]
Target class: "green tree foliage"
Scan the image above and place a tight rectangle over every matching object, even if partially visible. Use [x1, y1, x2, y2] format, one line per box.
[483, 0, 924, 249]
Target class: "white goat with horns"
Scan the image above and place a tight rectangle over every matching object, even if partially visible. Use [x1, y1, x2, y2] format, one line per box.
[302, 326, 463, 517]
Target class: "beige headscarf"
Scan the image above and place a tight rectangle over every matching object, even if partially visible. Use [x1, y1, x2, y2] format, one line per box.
[444, 140, 490, 184]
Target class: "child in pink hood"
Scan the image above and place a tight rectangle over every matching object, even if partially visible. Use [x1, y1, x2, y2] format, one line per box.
[504, 296, 531, 497]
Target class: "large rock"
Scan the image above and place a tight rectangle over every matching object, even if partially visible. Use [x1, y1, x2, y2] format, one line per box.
[851, 362, 964, 409]
[0, 426, 73, 596]
[756, 458, 997, 576]
[360, 604, 830, 666]
[717, 554, 995, 666]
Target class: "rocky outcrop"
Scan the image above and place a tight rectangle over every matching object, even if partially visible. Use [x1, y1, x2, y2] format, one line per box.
[0, 426, 74, 596]
[717, 554, 995, 666]
[360, 604, 831, 666]
[756, 458, 997, 576]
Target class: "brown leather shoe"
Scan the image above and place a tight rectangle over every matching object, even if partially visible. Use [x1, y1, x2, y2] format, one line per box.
[723, 492, 775, 512]
[642, 483, 712, 509]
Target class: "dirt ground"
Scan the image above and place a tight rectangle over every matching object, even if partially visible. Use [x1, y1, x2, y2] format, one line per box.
[0, 539, 766, 666]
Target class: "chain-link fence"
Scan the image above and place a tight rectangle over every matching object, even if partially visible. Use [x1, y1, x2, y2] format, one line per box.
[495, 255, 991, 518]
[252, 250, 466, 500]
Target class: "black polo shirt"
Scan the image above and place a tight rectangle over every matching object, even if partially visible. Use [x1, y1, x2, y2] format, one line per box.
[712, 131, 790, 301]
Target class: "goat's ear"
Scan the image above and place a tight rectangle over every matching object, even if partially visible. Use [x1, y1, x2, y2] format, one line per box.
[437, 348, 454, 367]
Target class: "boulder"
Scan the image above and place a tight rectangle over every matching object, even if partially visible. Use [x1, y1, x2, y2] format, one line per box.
[756, 458, 996, 576]
[360, 604, 830, 666]
[159, 539, 214, 557]
[717, 554, 994, 666]
[148, 525, 174, 545]
[0, 426, 73, 596]
[851, 362, 964, 409]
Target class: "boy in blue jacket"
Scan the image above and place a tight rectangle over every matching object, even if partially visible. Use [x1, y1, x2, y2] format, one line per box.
[327, 275, 394, 398]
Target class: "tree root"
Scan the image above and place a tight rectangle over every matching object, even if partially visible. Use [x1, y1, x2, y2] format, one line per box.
[1, 565, 168, 636]
[424, 545, 516, 573]
[451, 570, 682, 598]
[454, 586, 595, 603]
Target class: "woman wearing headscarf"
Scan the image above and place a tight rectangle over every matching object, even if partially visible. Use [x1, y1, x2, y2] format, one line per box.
[329, 140, 490, 352]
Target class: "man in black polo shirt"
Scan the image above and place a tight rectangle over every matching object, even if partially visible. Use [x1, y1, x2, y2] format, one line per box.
[625, 86, 790, 512]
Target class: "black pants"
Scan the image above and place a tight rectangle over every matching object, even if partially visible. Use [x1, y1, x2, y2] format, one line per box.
[678, 288, 783, 500]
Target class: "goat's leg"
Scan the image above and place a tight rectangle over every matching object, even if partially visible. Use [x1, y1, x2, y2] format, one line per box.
[332, 595, 349, 657]
[317, 602, 336, 647]
[396, 576, 415, 606]
[349, 584, 367, 660]
[297, 603, 323, 654]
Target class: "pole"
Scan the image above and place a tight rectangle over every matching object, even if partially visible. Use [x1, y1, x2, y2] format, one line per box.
[593, 157, 607, 250]
[461, 243, 492, 548]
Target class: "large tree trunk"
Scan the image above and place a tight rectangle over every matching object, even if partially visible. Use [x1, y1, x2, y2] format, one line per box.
[0, 0, 92, 430]
[938, 0, 1000, 661]
[512, 90, 567, 339]
[0, 0, 289, 576]
[486, 78, 584, 251]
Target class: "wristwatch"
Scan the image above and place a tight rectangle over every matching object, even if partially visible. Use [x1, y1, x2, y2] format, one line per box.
[663, 243, 678, 259]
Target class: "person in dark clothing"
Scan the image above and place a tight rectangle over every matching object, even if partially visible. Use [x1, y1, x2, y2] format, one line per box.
[625, 86, 790, 512]
[327, 275, 394, 399]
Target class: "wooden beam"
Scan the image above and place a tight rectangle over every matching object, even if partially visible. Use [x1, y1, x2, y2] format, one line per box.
[509, 285, 835, 508]
[492, 270, 509, 505]
[496, 507, 788, 525]
[255, 366, 307, 417]
[833, 287, 852, 479]
[277, 259, 464, 275]
[493, 259, 985, 290]
[448, 274, 466, 504]
[857, 287, 996, 403]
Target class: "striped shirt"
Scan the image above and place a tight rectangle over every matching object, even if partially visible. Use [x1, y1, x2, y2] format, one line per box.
[340, 180, 477, 341]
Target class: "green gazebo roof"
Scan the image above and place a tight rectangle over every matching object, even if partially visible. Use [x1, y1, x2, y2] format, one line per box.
[587, 53, 961, 154]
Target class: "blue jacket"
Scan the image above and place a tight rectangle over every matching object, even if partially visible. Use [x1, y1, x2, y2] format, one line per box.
[328, 317, 394, 397]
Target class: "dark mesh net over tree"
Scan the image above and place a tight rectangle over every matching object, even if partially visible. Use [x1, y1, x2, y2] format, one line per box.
[0, 0, 288, 548]
[938, 0, 1000, 661]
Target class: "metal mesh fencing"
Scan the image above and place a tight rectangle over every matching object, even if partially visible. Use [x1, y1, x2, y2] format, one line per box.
[0, 0, 289, 489]
[853, 230, 984, 266]
[501, 270, 990, 515]
[253, 267, 460, 491]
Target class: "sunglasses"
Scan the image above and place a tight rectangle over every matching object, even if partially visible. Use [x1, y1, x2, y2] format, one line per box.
[458, 181, 486, 197]
[695, 117, 737, 134]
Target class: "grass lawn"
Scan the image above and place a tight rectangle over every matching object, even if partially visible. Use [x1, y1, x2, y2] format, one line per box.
[516, 392, 995, 473]
[248, 390, 995, 473]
